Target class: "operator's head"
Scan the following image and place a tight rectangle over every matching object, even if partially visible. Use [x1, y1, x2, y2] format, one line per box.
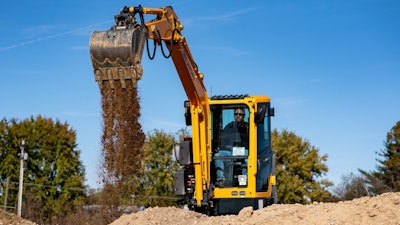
[234, 107, 245, 123]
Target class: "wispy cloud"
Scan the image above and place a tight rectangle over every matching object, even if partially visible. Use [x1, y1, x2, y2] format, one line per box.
[193, 46, 251, 57]
[0, 20, 112, 52]
[196, 7, 255, 22]
[184, 7, 255, 27]
[181, 7, 255, 57]
[22, 25, 65, 37]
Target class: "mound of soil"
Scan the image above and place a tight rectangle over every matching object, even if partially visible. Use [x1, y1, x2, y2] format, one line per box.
[109, 192, 400, 225]
[0, 210, 36, 225]
[1, 192, 399, 224]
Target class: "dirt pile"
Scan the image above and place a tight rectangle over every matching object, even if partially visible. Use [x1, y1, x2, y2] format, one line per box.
[109, 192, 400, 225]
[100, 80, 145, 181]
[1, 193, 399, 224]
[0, 210, 36, 225]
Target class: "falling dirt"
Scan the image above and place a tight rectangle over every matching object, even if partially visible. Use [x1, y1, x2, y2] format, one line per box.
[99, 79, 145, 183]
[109, 192, 400, 225]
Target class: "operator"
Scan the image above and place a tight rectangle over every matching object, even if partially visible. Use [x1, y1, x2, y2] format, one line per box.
[215, 107, 249, 187]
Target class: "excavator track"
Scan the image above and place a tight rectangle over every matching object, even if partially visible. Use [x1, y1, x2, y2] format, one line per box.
[89, 26, 146, 89]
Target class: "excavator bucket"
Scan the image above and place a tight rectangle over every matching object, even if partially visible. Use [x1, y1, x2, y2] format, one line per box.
[89, 26, 146, 89]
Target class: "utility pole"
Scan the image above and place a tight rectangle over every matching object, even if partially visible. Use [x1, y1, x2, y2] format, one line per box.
[3, 177, 9, 210]
[17, 139, 27, 217]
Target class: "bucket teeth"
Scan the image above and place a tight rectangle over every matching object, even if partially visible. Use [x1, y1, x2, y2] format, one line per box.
[93, 65, 143, 89]
[89, 26, 146, 89]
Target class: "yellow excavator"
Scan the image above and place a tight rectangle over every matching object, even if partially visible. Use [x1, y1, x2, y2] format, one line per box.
[89, 5, 276, 215]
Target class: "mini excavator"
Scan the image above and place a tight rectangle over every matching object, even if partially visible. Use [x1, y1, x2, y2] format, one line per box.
[89, 5, 276, 215]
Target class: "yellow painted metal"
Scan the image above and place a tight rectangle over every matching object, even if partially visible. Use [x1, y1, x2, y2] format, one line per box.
[142, 7, 166, 15]
[137, 6, 211, 207]
[189, 104, 212, 206]
[270, 175, 276, 185]
[209, 95, 274, 201]
[213, 175, 276, 199]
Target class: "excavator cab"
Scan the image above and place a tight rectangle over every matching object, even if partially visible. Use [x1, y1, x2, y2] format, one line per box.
[208, 95, 276, 214]
[176, 95, 276, 215]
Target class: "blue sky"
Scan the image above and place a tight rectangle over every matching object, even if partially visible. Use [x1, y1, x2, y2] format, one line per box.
[1, 0, 399, 190]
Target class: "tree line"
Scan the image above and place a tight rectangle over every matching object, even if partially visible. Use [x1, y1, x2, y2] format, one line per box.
[1, 116, 399, 224]
[333, 121, 400, 199]
[0, 116, 85, 224]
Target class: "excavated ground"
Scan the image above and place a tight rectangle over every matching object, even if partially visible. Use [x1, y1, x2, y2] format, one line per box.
[0, 210, 36, 225]
[109, 192, 400, 225]
[1, 190, 399, 225]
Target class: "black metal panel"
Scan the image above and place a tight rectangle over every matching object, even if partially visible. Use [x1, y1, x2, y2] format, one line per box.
[216, 198, 273, 215]
[174, 171, 185, 195]
[217, 198, 254, 215]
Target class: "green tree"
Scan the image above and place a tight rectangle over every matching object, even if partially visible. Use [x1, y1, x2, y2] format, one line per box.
[360, 121, 400, 194]
[0, 116, 85, 224]
[0, 118, 17, 205]
[137, 129, 180, 207]
[272, 129, 332, 203]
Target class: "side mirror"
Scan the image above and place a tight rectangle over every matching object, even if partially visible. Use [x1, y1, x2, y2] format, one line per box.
[254, 104, 266, 124]
[268, 107, 275, 117]
[255, 105, 274, 124]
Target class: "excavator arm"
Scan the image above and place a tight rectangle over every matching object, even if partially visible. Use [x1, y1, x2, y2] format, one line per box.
[89, 5, 211, 207]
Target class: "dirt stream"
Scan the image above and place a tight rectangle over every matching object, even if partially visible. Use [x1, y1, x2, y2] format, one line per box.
[109, 192, 400, 225]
